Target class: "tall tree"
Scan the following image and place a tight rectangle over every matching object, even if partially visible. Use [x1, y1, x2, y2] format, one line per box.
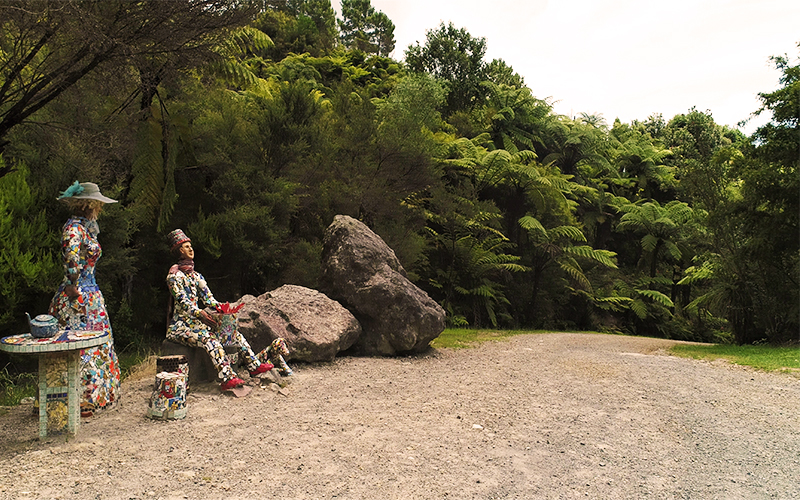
[484, 58, 525, 89]
[730, 48, 799, 343]
[0, 159, 59, 331]
[611, 128, 675, 201]
[337, 0, 395, 56]
[517, 214, 618, 324]
[255, 0, 336, 58]
[404, 22, 487, 115]
[0, 0, 256, 168]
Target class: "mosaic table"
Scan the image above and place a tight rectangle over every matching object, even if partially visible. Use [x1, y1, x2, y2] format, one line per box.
[0, 331, 109, 439]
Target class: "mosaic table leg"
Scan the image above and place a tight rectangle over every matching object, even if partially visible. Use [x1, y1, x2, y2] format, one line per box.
[37, 351, 80, 439]
[66, 351, 79, 436]
[37, 356, 47, 439]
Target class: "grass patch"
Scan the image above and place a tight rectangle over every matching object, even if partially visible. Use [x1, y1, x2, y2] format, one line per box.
[118, 348, 157, 381]
[669, 343, 800, 375]
[0, 366, 37, 406]
[431, 328, 536, 349]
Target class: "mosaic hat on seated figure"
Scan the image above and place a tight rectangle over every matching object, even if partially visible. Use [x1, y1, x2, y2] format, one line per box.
[167, 229, 191, 251]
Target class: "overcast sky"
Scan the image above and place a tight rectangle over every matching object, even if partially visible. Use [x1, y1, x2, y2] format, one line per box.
[335, 0, 799, 134]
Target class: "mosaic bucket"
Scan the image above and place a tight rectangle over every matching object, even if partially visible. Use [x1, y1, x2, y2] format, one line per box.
[156, 355, 189, 391]
[147, 371, 187, 420]
[213, 313, 238, 345]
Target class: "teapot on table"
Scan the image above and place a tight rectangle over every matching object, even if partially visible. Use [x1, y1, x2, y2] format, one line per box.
[26, 313, 59, 338]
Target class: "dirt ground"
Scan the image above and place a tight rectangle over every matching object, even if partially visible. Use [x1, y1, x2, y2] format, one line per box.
[1, 333, 799, 500]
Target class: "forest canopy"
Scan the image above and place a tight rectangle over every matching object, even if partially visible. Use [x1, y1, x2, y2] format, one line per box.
[0, 0, 797, 354]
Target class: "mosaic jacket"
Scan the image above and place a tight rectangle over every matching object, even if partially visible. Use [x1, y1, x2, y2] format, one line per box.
[166, 269, 220, 335]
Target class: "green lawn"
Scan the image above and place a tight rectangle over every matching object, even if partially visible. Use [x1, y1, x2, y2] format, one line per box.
[668, 343, 800, 374]
[433, 329, 800, 376]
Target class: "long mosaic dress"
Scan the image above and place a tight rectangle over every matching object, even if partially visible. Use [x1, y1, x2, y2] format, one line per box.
[49, 216, 120, 412]
[166, 267, 260, 382]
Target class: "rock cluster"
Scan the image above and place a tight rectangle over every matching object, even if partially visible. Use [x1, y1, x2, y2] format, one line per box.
[233, 215, 445, 361]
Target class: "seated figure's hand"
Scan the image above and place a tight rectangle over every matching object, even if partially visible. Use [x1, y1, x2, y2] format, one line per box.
[199, 309, 218, 328]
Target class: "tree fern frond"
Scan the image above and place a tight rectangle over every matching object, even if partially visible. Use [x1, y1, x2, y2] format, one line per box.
[130, 119, 165, 224]
[548, 225, 585, 242]
[630, 299, 648, 319]
[677, 261, 715, 285]
[637, 289, 674, 308]
[559, 261, 591, 289]
[514, 149, 538, 163]
[596, 295, 633, 306]
[156, 124, 179, 231]
[498, 263, 528, 273]
[663, 240, 682, 261]
[565, 245, 618, 268]
[519, 215, 546, 236]
[641, 233, 658, 252]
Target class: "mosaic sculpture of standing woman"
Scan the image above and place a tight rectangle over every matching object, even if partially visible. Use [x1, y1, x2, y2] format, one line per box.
[49, 182, 121, 416]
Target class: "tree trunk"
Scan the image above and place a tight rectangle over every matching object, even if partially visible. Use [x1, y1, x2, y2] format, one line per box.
[650, 239, 663, 278]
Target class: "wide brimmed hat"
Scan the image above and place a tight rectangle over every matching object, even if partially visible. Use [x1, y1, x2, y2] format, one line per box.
[167, 229, 191, 251]
[57, 181, 117, 204]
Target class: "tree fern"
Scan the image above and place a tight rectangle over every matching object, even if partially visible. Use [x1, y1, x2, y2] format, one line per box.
[206, 26, 274, 94]
[130, 118, 166, 225]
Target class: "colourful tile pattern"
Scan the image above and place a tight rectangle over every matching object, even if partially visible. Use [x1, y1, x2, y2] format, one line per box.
[166, 269, 260, 382]
[46, 216, 120, 412]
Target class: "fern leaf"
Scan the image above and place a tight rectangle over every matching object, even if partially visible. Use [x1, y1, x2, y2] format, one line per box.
[519, 215, 545, 236]
[559, 261, 591, 290]
[630, 299, 648, 319]
[641, 234, 658, 253]
[565, 245, 618, 268]
[638, 289, 674, 308]
[549, 225, 585, 242]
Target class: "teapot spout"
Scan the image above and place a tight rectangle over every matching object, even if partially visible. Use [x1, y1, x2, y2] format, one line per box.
[25, 312, 32, 326]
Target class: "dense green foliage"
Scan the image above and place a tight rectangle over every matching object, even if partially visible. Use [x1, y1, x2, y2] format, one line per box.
[0, 0, 797, 371]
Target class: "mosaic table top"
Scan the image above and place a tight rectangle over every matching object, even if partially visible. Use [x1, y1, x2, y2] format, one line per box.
[0, 331, 109, 354]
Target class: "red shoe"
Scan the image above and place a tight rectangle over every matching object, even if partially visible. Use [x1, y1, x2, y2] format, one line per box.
[221, 377, 245, 391]
[249, 363, 273, 376]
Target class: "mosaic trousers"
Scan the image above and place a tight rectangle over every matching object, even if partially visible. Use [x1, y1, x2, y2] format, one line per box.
[166, 327, 260, 382]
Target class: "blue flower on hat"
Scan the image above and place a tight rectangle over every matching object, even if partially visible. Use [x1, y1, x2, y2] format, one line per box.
[58, 181, 85, 199]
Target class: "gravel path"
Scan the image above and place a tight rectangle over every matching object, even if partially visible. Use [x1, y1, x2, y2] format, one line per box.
[1, 333, 798, 499]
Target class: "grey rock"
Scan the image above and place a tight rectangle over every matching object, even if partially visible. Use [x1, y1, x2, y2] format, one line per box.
[259, 369, 283, 386]
[320, 215, 446, 355]
[236, 284, 361, 362]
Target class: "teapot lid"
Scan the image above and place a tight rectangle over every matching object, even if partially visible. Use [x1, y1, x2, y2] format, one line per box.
[33, 314, 57, 322]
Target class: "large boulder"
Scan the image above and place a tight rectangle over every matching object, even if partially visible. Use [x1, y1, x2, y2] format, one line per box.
[236, 285, 361, 362]
[320, 215, 446, 355]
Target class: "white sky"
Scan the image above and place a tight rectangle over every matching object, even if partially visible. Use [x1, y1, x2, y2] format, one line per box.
[335, 0, 800, 134]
